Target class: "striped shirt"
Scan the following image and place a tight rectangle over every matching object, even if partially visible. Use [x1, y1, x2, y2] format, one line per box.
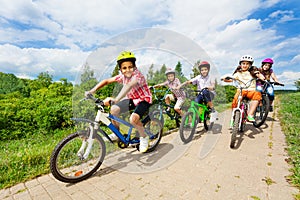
[115, 68, 152, 105]
[162, 78, 186, 100]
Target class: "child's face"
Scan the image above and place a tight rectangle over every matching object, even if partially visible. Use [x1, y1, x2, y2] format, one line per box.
[240, 61, 251, 71]
[167, 73, 175, 81]
[262, 63, 271, 71]
[120, 61, 135, 78]
[200, 67, 209, 77]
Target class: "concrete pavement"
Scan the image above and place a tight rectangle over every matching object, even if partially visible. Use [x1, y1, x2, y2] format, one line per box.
[0, 108, 298, 200]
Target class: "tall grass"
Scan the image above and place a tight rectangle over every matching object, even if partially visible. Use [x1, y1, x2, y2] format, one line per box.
[0, 129, 73, 189]
[277, 92, 300, 198]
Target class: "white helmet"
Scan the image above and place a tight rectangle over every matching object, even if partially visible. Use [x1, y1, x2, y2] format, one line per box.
[239, 55, 254, 65]
[165, 68, 175, 75]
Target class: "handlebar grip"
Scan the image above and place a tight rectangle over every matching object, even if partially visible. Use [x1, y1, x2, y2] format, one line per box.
[274, 82, 284, 86]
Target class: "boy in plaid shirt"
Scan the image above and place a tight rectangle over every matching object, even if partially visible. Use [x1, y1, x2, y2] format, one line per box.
[86, 51, 152, 153]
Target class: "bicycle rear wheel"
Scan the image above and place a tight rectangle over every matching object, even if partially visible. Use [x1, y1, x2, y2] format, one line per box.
[253, 94, 270, 128]
[50, 129, 106, 183]
[144, 118, 163, 152]
[230, 110, 240, 148]
[179, 111, 198, 144]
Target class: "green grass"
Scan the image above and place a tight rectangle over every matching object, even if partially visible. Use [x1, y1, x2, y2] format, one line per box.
[0, 129, 72, 189]
[277, 92, 300, 197]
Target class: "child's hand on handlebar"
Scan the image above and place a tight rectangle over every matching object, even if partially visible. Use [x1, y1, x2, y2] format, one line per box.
[103, 97, 115, 106]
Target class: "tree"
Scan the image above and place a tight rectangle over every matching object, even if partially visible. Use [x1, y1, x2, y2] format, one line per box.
[191, 60, 201, 78]
[174, 61, 187, 82]
[147, 64, 155, 82]
[0, 72, 29, 96]
[295, 79, 300, 91]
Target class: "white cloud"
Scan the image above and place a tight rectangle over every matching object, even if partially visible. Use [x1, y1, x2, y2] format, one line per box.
[269, 10, 297, 23]
[0, 44, 89, 80]
[0, 0, 299, 89]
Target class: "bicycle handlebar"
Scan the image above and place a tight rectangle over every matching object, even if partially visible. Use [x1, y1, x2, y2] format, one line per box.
[84, 93, 104, 105]
[259, 79, 284, 87]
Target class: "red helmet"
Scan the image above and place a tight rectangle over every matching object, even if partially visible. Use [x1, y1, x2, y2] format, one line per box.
[198, 61, 210, 71]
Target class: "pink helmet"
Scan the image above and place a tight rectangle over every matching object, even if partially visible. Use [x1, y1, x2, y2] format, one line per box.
[262, 58, 274, 65]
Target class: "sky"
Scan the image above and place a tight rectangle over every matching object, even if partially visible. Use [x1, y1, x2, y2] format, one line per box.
[0, 0, 299, 90]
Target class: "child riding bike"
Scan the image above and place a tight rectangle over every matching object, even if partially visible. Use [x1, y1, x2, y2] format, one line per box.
[223, 55, 265, 123]
[177, 61, 218, 122]
[152, 68, 186, 116]
[85, 51, 152, 153]
[256, 58, 284, 112]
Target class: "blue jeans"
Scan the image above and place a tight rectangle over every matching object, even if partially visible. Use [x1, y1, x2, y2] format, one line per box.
[195, 90, 215, 104]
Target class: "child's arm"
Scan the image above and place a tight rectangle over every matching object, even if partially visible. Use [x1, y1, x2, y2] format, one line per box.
[270, 72, 281, 83]
[152, 83, 164, 88]
[86, 76, 117, 95]
[115, 77, 138, 102]
[176, 80, 192, 90]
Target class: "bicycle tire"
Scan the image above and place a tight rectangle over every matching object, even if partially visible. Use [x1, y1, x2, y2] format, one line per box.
[179, 111, 198, 144]
[203, 111, 210, 131]
[151, 110, 164, 127]
[144, 118, 163, 152]
[230, 110, 240, 148]
[50, 130, 106, 183]
[175, 115, 181, 128]
[253, 94, 270, 128]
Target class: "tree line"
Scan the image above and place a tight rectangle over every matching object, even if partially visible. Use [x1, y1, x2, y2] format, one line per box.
[0, 62, 237, 141]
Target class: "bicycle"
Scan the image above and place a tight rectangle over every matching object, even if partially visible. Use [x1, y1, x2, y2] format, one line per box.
[149, 86, 182, 127]
[222, 77, 267, 148]
[179, 88, 213, 144]
[253, 80, 284, 127]
[50, 94, 163, 183]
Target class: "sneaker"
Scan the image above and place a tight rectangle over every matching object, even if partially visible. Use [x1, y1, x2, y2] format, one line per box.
[269, 105, 273, 112]
[247, 115, 255, 122]
[210, 111, 218, 123]
[139, 136, 149, 153]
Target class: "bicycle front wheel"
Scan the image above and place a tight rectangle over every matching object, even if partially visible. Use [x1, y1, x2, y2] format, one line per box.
[203, 111, 210, 131]
[50, 130, 106, 183]
[144, 118, 163, 152]
[151, 110, 164, 127]
[253, 94, 270, 128]
[230, 110, 240, 148]
[179, 111, 198, 144]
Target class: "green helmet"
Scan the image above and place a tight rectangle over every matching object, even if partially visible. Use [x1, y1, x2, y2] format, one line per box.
[117, 51, 136, 67]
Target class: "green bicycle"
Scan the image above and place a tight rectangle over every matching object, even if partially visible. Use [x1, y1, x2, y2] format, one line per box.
[179, 88, 213, 143]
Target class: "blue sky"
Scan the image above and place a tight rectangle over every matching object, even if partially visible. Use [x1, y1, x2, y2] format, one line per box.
[0, 0, 299, 89]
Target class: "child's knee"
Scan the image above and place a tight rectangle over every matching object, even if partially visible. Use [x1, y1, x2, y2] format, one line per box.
[110, 105, 120, 115]
[130, 113, 141, 125]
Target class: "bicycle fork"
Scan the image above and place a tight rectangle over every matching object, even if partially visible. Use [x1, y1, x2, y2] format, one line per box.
[77, 123, 95, 160]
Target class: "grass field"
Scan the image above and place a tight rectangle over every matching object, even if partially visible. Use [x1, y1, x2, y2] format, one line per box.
[277, 92, 300, 198]
[0, 92, 299, 194]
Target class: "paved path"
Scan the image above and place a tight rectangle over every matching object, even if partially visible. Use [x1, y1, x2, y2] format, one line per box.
[1, 108, 298, 200]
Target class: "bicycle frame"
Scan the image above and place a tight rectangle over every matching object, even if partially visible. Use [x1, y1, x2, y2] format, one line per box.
[151, 87, 177, 117]
[230, 90, 249, 131]
[229, 78, 254, 130]
[73, 95, 154, 147]
[187, 100, 209, 127]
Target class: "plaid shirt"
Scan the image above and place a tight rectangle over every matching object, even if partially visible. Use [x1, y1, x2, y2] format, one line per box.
[115, 68, 152, 105]
[162, 78, 186, 100]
